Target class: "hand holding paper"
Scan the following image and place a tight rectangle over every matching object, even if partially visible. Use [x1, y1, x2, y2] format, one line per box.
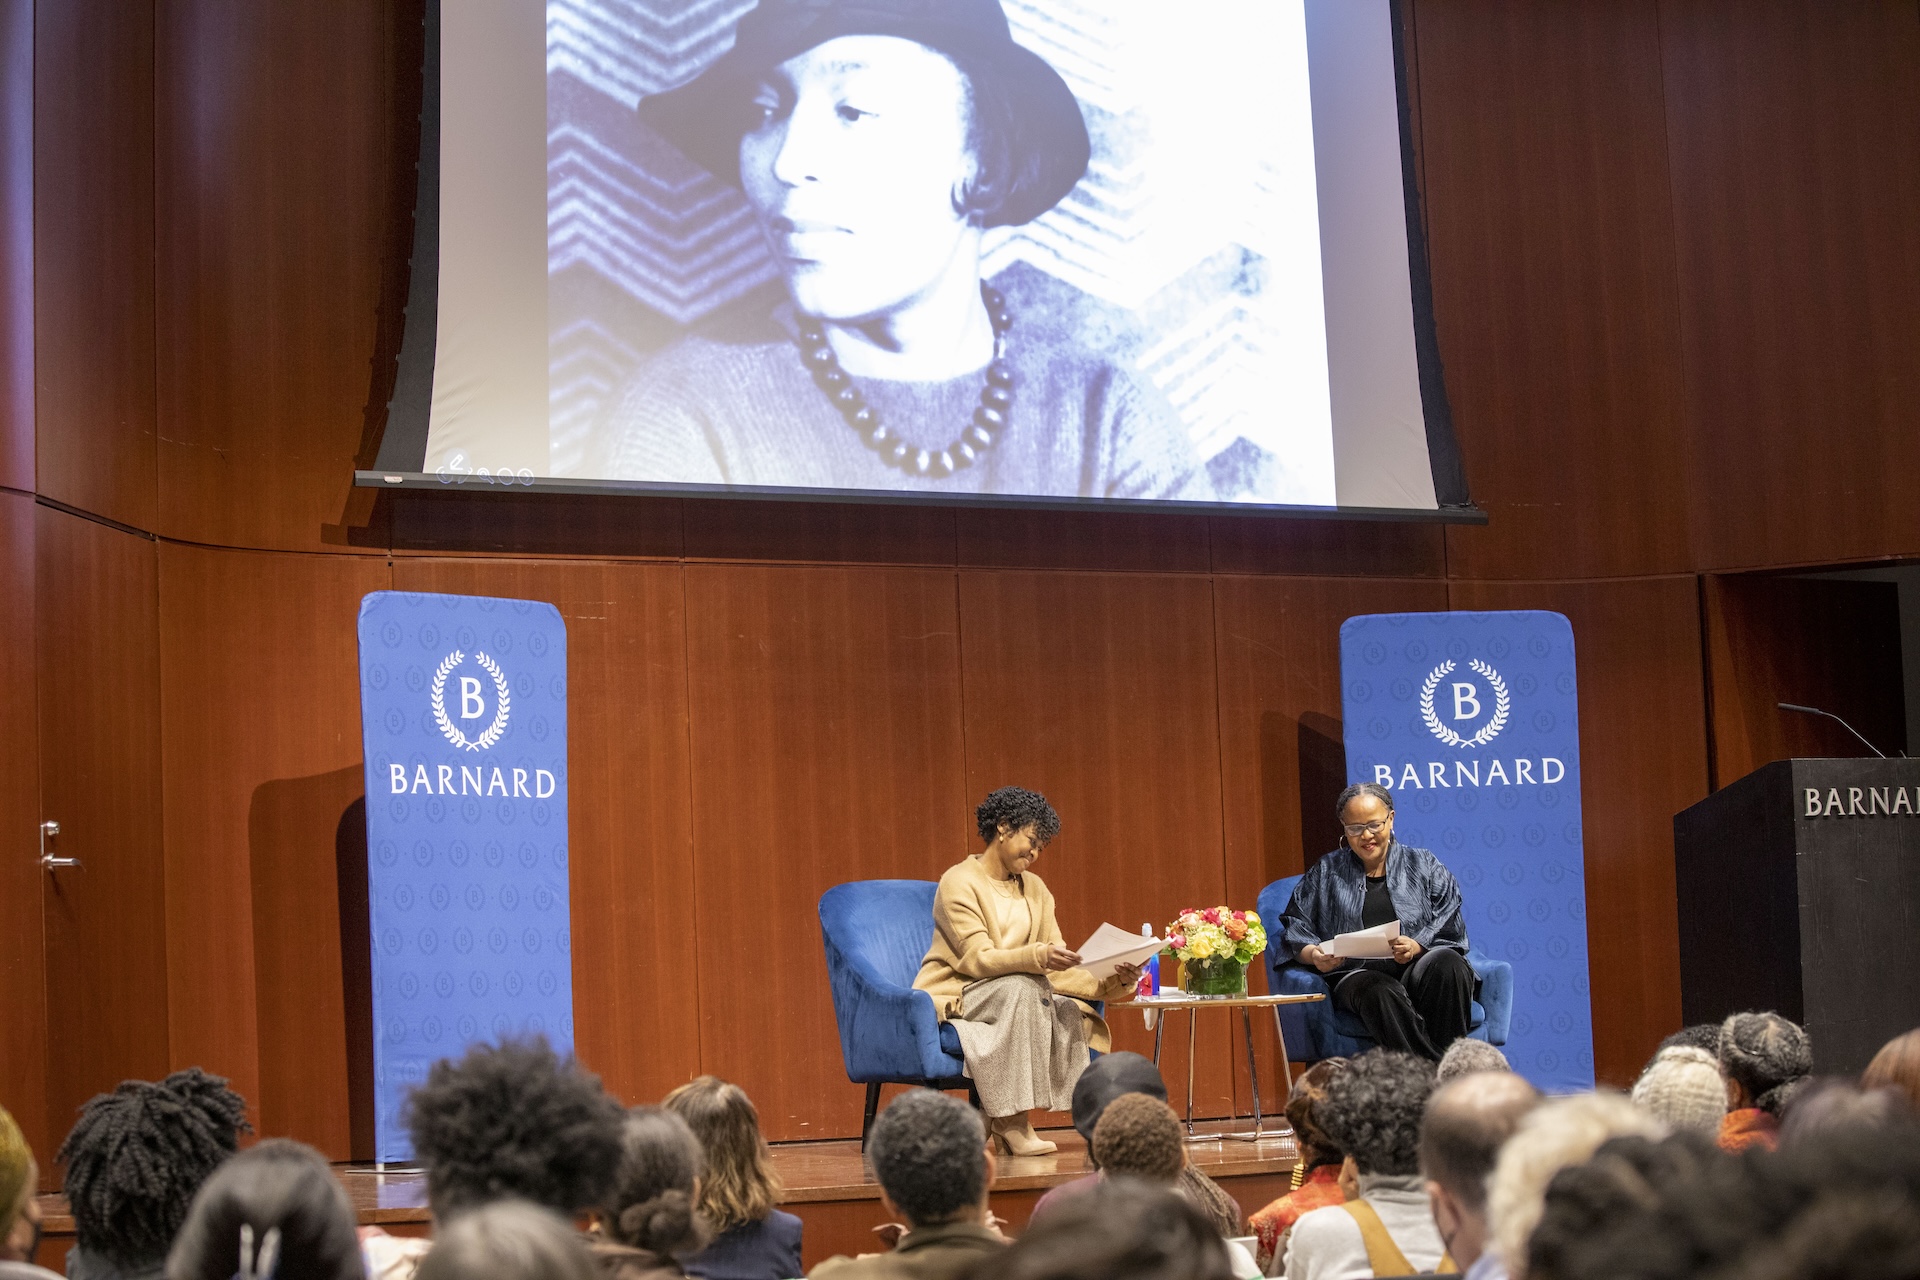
[1326, 920, 1402, 959]
[1076, 922, 1166, 979]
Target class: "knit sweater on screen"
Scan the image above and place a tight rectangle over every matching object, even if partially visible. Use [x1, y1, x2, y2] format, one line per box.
[580, 309, 1216, 501]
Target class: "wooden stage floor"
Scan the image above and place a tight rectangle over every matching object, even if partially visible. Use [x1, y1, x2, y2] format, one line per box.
[33, 1121, 1300, 1274]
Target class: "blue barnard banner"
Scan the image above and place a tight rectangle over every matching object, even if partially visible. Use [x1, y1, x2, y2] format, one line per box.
[357, 591, 573, 1162]
[1340, 611, 1594, 1091]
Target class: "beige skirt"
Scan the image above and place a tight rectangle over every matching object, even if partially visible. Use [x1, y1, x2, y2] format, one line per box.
[949, 972, 1092, 1117]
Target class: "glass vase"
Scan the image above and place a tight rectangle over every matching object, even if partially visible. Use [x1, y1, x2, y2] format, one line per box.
[1180, 956, 1247, 996]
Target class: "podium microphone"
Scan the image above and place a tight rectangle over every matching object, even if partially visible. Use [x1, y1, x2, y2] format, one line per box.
[1777, 702, 1893, 758]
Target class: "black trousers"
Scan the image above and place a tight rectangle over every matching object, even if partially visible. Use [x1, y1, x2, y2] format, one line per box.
[1331, 947, 1475, 1061]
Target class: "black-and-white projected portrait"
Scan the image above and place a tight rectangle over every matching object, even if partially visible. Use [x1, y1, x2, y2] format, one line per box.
[417, 0, 1451, 512]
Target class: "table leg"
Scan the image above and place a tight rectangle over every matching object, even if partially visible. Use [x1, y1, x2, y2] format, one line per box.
[1185, 1008, 1197, 1136]
[1154, 1008, 1165, 1066]
[1242, 1006, 1263, 1139]
[1271, 1006, 1296, 1097]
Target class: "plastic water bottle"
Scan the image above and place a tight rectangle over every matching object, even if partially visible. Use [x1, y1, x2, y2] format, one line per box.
[1139, 922, 1159, 997]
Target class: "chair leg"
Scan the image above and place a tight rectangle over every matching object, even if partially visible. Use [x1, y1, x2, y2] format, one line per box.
[861, 1082, 882, 1152]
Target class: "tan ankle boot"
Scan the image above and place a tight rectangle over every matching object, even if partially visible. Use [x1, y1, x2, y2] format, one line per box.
[988, 1111, 1058, 1157]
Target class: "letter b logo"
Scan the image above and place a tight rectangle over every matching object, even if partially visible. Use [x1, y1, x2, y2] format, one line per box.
[1452, 682, 1481, 721]
[460, 676, 484, 720]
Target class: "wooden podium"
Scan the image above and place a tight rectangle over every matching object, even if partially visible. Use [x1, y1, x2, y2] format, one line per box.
[1673, 758, 1920, 1075]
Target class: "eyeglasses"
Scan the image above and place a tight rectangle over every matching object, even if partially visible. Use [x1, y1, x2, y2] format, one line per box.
[1342, 819, 1391, 837]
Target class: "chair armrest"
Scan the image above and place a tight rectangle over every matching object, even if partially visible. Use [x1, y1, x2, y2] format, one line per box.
[1465, 949, 1514, 1046]
[824, 945, 959, 1082]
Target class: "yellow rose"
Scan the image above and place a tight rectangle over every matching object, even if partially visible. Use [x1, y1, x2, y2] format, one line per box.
[1189, 935, 1215, 959]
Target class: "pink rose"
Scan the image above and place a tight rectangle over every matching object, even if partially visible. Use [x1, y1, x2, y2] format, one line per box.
[1169, 934, 1187, 950]
[1203, 908, 1221, 925]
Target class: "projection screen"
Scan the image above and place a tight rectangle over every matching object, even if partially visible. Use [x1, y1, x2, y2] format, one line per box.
[367, 0, 1475, 518]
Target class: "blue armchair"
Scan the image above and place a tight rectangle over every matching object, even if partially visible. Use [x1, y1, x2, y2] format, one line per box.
[1256, 875, 1514, 1061]
[819, 880, 975, 1147]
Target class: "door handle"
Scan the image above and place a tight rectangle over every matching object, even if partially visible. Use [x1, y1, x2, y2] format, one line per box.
[40, 820, 78, 869]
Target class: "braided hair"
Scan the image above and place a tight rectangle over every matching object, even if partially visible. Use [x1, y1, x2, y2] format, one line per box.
[57, 1067, 251, 1269]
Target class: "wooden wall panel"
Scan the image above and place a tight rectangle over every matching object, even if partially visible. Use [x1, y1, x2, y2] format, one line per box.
[0, 492, 48, 1172]
[1411, 0, 1693, 580]
[1213, 576, 1454, 896]
[157, 545, 390, 1146]
[682, 565, 969, 1138]
[392, 557, 701, 1110]
[1703, 575, 1907, 788]
[153, 0, 405, 552]
[956, 570, 1238, 1116]
[1661, 0, 1920, 570]
[36, 507, 169, 1140]
[1447, 577, 1708, 1085]
[33, 0, 156, 530]
[0, 0, 29, 492]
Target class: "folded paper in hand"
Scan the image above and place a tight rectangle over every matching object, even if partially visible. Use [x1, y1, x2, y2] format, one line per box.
[1326, 920, 1402, 959]
[1076, 923, 1165, 979]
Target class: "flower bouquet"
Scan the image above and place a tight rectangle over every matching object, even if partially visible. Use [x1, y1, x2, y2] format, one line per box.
[1165, 907, 1268, 996]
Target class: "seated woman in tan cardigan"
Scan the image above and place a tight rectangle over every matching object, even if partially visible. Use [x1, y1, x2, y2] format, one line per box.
[915, 786, 1139, 1157]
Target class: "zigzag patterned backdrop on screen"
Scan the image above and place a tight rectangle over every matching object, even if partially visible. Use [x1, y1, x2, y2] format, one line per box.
[545, 0, 1334, 501]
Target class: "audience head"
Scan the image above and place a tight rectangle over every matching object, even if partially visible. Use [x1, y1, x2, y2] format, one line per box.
[1862, 1026, 1920, 1111]
[1069, 1052, 1168, 1152]
[1777, 1077, 1911, 1146]
[1420, 1071, 1542, 1267]
[1437, 1038, 1512, 1083]
[58, 1067, 252, 1271]
[1654, 1024, 1723, 1057]
[867, 1090, 990, 1229]
[1629, 1045, 1726, 1135]
[1316, 1049, 1435, 1177]
[164, 1139, 361, 1280]
[1282, 1058, 1348, 1172]
[1523, 1131, 1731, 1280]
[1, 1106, 39, 1264]
[1717, 1012, 1812, 1114]
[414, 1199, 598, 1280]
[965, 1177, 1231, 1280]
[599, 1106, 708, 1258]
[662, 1075, 779, 1233]
[1486, 1090, 1667, 1278]
[405, 1035, 627, 1221]
[1090, 1095, 1184, 1186]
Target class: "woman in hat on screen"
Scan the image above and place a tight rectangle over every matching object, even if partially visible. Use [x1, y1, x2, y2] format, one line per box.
[580, 0, 1214, 502]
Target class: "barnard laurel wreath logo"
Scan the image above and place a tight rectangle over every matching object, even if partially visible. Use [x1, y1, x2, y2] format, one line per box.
[430, 649, 511, 751]
[1419, 658, 1511, 748]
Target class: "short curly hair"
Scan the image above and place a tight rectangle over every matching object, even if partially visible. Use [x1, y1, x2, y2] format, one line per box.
[1718, 1012, 1812, 1115]
[1090, 1094, 1184, 1184]
[58, 1067, 251, 1269]
[975, 787, 1061, 846]
[405, 1036, 627, 1219]
[1317, 1049, 1435, 1176]
[868, 1090, 987, 1227]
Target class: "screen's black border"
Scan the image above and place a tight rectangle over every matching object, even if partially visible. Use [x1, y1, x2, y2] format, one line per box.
[368, 0, 1479, 522]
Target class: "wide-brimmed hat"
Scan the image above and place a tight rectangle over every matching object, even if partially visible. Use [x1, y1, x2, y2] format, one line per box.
[636, 0, 1090, 227]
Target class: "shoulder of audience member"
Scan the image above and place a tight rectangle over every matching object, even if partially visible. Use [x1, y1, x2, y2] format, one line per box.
[1284, 1201, 1362, 1262]
[810, 1252, 897, 1280]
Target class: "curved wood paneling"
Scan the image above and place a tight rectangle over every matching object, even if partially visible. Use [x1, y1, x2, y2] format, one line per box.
[1661, 0, 1920, 570]
[0, 492, 47, 1171]
[153, 0, 407, 552]
[157, 545, 391, 1146]
[34, 1, 156, 531]
[682, 564, 969, 1138]
[37, 506, 168, 1137]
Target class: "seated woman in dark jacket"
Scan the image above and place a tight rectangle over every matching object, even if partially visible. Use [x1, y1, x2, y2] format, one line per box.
[664, 1078, 802, 1280]
[593, 1109, 711, 1280]
[1280, 783, 1475, 1061]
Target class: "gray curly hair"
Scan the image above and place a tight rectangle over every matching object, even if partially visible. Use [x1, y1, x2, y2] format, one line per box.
[1718, 1012, 1812, 1115]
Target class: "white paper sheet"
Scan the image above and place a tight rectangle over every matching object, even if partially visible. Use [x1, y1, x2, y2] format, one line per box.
[1076, 922, 1166, 979]
[1326, 920, 1402, 959]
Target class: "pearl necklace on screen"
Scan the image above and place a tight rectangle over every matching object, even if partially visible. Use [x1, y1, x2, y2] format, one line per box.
[795, 283, 1014, 479]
